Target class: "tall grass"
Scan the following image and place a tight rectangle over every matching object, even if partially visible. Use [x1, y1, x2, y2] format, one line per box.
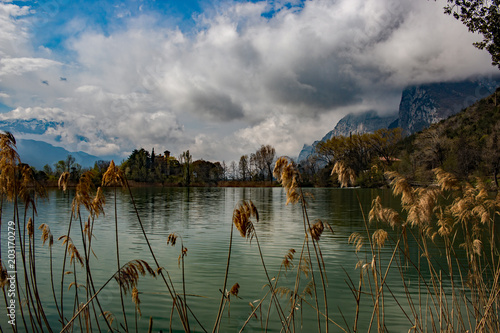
[0, 131, 499, 332]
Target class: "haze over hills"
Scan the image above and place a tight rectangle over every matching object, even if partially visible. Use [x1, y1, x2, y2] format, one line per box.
[0, 118, 121, 169]
[16, 139, 121, 170]
[297, 77, 500, 163]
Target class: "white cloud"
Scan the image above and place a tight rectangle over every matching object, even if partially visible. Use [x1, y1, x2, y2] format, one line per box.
[0, 0, 498, 162]
[0, 57, 61, 76]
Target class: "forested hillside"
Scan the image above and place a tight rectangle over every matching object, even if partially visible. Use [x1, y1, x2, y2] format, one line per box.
[301, 91, 500, 188]
[396, 91, 500, 186]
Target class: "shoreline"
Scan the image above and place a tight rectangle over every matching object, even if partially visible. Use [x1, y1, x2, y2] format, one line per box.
[40, 179, 280, 188]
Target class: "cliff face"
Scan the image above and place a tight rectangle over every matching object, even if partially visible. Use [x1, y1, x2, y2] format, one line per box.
[399, 79, 499, 134]
[297, 78, 500, 164]
[297, 111, 397, 163]
[320, 111, 398, 141]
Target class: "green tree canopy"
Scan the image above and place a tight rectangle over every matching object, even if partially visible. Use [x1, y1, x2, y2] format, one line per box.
[444, 0, 500, 68]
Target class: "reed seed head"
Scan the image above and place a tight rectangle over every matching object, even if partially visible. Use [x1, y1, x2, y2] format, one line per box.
[38, 223, 54, 247]
[273, 156, 301, 205]
[276, 286, 292, 299]
[58, 172, 70, 192]
[372, 229, 388, 248]
[115, 259, 156, 292]
[26, 217, 34, 238]
[58, 235, 84, 267]
[309, 220, 325, 241]
[230, 283, 240, 297]
[369, 196, 401, 228]
[298, 257, 311, 277]
[473, 239, 482, 256]
[385, 171, 414, 207]
[301, 280, 314, 298]
[436, 207, 454, 238]
[178, 247, 188, 267]
[282, 248, 296, 271]
[167, 233, 178, 246]
[348, 232, 364, 253]
[102, 160, 125, 187]
[434, 168, 460, 191]
[92, 187, 106, 218]
[331, 161, 356, 188]
[232, 200, 258, 239]
[0, 132, 20, 201]
[73, 171, 97, 216]
[132, 286, 142, 316]
[19, 163, 47, 210]
[100, 311, 115, 326]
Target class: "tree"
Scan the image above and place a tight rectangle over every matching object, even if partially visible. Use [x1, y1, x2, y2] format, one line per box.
[483, 123, 500, 187]
[43, 164, 53, 176]
[180, 150, 193, 186]
[252, 145, 276, 182]
[414, 127, 448, 170]
[65, 154, 76, 172]
[368, 128, 402, 168]
[230, 161, 237, 180]
[124, 148, 151, 181]
[211, 162, 224, 183]
[54, 160, 66, 176]
[94, 160, 110, 174]
[444, 0, 500, 68]
[221, 161, 228, 181]
[238, 155, 250, 181]
[316, 133, 373, 175]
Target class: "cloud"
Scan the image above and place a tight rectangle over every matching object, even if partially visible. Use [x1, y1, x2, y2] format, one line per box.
[0, 57, 61, 76]
[0, 0, 498, 162]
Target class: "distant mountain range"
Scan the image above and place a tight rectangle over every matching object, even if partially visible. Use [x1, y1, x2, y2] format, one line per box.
[0, 118, 121, 169]
[0, 118, 63, 135]
[297, 77, 500, 163]
[16, 139, 120, 170]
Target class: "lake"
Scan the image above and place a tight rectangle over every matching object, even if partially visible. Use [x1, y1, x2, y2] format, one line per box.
[1, 187, 438, 332]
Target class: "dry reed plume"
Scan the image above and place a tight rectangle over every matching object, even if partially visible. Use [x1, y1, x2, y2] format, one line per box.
[38, 223, 54, 247]
[350, 167, 500, 332]
[102, 160, 125, 187]
[58, 171, 70, 191]
[232, 200, 259, 239]
[273, 156, 301, 205]
[132, 286, 142, 316]
[115, 259, 156, 291]
[0, 132, 20, 201]
[58, 235, 84, 267]
[369, 196, 402, 229]
[331, 161, 356, 188]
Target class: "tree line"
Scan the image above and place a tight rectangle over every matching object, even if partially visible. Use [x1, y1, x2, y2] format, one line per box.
[29, 92, 500, 188]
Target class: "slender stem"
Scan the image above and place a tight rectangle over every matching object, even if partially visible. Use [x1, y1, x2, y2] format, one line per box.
[252, 230, 289, 331]
[124, 180, 190, 331]
[114, 186, 129, 331]
[213, 223, 234, 332]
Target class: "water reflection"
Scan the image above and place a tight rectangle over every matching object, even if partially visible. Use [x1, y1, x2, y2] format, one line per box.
[1, 187, 451, 332]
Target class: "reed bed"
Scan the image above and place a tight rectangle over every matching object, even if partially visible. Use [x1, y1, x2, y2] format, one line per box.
[0, 131, 499, 332]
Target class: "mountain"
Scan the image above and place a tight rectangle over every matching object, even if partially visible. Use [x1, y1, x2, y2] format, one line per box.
[297, 111, 397, 163]
[298, 78, 500, 164]
[16, 139, 119, 170]
[0, 118, 121, 169]
[0, 118, 63, 135]
[399, 79, 500, 134]
[400, 90, 500, 182]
